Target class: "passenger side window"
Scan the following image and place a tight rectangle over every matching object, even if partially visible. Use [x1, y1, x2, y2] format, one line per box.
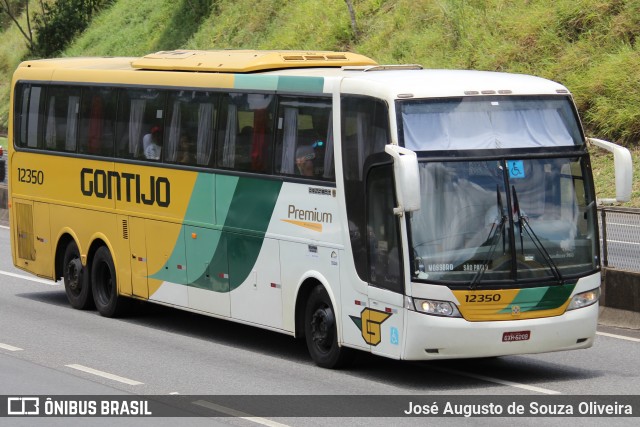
[116, 89, 166, 161]
[78, 87, 116, 156]
[216, 93, 274, 173]
[275, 97, 334, 180]
[15, 84, 46, 148]
[44, 86, 81, 153]
[165, 91, 218, 166]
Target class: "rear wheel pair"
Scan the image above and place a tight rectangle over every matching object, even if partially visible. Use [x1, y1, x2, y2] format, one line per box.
[62, 242, 126, 317]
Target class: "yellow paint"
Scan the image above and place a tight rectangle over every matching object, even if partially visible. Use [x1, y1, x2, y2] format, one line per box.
[281, 219, 323, 232]
[361, 308, 392, 346]
[452, 289, 569, 321]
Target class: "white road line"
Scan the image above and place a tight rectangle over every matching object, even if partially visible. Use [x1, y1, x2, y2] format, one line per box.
[0, 225, 8, 230]
[430, 366, 561, 395]
[0, 270, 58, 286]
[66, 364, 144, 386]
[597, 331, 640, 343]
[0, 342, 23, 351]
[193, 400, 290, 427]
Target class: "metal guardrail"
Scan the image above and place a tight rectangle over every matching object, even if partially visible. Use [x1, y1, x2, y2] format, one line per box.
[599, 207, 640, 272]
[0, 153, 5, 183]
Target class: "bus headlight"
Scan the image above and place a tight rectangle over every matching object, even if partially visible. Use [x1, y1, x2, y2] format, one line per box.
[567, 288, 600, 311]
[406, 297, 462, 317]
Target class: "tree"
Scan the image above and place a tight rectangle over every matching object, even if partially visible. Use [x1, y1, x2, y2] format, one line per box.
[344, 0, 359, 42]
[31, 0, 113, 57]
[0, 0, 41, 52]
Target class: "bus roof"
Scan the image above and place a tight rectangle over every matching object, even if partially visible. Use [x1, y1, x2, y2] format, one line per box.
[130, 50, 378, 72]
[14, 50, 570, 98]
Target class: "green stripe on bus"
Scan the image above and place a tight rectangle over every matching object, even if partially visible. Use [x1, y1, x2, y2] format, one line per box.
[152, 174, 282, 292]
[531, 283, 575, 311]
[277, 76, 324, 93]
[222, 177, 283, 291]
[234, 75, 325, 93]
[234, 75, 279, 91]
[499, 283, 575, 313]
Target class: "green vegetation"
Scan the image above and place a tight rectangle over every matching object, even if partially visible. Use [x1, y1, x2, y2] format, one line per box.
[0, 0, 638, 205]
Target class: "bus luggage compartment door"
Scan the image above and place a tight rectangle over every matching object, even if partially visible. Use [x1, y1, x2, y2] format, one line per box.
[128, 216, 148, 298]
[13, 199, 53, 279]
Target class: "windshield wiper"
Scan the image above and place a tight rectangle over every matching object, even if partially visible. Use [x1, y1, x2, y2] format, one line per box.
[469, 185, 507, 289]
[511, 185, 564, 285]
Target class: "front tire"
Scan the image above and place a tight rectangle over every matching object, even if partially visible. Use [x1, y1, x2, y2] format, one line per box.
[62, 241, 93, 309]
[91, 246, 128, 317]
[304, 286, 354, 369]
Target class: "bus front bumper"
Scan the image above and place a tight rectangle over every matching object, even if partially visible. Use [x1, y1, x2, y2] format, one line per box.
[402, 303, 598, 360]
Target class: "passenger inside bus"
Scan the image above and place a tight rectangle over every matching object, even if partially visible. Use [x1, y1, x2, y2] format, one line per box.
[296, 144, 317, 177]
[177, 134, 195, 164]
[143, 126, 162, 160]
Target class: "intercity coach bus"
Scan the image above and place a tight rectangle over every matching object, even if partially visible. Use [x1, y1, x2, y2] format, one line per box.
[8, 50, 632, 368]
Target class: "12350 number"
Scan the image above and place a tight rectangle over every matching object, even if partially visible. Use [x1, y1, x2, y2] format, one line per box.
[465, 293, 501, 303]
[17, 168, 44, 185]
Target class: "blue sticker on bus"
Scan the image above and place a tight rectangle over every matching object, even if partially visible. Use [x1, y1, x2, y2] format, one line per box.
[390, 327, 399, 345]
[507, 160, 525, 179]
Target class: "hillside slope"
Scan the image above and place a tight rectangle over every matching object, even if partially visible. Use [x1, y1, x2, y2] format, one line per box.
[0, 0, 638, 202]
[2, 0, 639, 144]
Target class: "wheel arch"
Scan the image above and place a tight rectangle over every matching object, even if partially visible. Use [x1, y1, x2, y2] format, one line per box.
[294, 272, 341, 340]
[54, 232, 78, 282]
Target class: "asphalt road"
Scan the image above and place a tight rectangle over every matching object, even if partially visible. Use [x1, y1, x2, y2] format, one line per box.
[1, 223, 640, 426]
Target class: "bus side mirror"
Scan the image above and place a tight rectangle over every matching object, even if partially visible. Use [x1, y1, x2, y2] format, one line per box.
[384, 145, 421, 213]
[588, 138, 633, 203]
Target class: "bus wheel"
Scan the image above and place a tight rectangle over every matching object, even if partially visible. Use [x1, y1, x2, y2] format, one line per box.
[91, 246, 127, 317]
[62, 241, 94, 309]
[304, 286, 354, 369]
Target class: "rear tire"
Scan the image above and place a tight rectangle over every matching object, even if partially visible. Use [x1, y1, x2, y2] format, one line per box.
[92, 246, 128, 317]
[62, 241, 94, 309]
[304, 286, 354, 369]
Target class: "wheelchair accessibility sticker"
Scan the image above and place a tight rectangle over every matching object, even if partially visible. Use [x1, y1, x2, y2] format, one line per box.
[507, 160, 525, 179]
[390, 327, 399, 345]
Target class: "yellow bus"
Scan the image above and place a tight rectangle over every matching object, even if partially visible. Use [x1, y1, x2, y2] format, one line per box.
[8, 50, 632, 368]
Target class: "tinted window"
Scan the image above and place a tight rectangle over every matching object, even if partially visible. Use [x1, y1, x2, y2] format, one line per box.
[275, 97, 334, 180]
[341, 95, 390, 281]
[165, 91, 218, 166]
[43, 86, 81, 153]
[78, 87, 117, 156]
[216, 93, 274, 173]
[116, 88, 167, 161]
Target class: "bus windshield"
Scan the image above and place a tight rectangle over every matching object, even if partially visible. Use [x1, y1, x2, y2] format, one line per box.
[409, 157, 598, 284]
[400, 96, 583, 151]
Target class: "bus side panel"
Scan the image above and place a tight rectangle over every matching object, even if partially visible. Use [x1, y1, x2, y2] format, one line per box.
[128, 216, 148, 298]
[338, 261, 371, 352]
[116, 215, 133, 296]
[229, 236, 283, 329]
[185, 226, 231, 317]
[368, 286, 405, 360]
[280, 240, 342, 335]
[47, 204, 120, 281]
[146, 219, 188, 307]
[12, 199, 53, 279]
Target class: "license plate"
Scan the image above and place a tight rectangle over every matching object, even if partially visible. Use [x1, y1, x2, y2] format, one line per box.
[502, 331, 531, 342]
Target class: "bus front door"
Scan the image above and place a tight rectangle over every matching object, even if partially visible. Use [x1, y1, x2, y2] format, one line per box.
[366, 164, 405, 359]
